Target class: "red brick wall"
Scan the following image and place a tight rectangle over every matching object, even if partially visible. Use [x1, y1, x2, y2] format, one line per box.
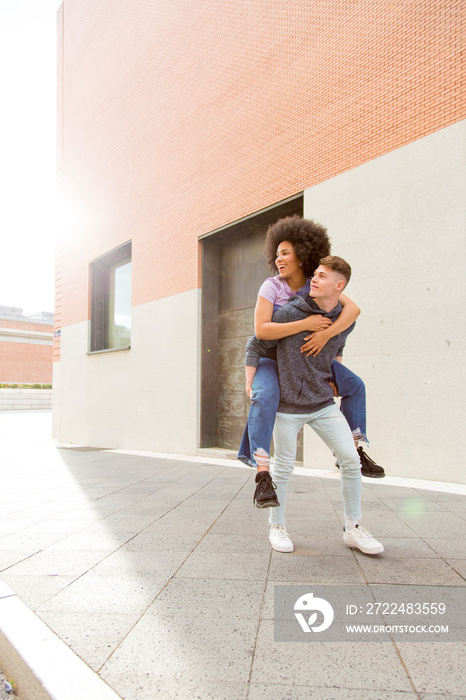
[0, 320, 53, 383]
[0, 319, 53, 334]
[0, 342, 53, 384]
[56, 0, 465, 334]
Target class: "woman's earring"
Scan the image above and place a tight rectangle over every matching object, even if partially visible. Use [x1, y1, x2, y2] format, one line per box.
[299, 263, 303, 268]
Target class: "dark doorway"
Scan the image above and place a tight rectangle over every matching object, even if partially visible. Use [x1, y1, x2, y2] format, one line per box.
[201, 195, 304, 456]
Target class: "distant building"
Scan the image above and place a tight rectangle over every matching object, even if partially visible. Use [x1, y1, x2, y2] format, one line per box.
[0, 306, 53, 384]
[53, 0, 465, 483]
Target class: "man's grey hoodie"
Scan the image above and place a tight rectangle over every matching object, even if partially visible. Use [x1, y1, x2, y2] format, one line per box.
[245, 295, 354, 414]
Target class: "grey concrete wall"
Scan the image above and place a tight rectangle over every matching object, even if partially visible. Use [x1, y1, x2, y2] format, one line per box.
[0, 390, 52, 411]
[52, 289, 200, 453]
[303, 120, 466, 484]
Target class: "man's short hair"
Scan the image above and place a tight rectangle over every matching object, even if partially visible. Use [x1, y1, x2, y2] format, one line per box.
[319, 255, 352, 286]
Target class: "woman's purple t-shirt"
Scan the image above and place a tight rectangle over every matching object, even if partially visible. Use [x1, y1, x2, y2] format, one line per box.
[258, 276, 310, 309]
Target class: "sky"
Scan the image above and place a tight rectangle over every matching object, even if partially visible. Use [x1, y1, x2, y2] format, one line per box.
[0, 0, 62, 315]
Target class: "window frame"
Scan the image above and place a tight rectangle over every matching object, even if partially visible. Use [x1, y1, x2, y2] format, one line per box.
[88, 241, 132, 354]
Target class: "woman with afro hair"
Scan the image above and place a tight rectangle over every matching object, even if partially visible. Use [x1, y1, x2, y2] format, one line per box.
[238, 216, 384, 510]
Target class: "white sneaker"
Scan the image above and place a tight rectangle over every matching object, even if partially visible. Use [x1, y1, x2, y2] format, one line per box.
[343, 524, 384, 554]
[269, 524, 293, 553]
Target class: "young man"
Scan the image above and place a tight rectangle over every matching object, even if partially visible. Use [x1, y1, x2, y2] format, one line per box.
[246, 256, 384, 555]
[240, 218, 385, 510]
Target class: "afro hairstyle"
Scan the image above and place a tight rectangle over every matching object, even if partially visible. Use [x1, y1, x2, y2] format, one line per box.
[264, 215, 331, 278]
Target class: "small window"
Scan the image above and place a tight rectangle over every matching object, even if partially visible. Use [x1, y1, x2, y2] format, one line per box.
[89, 242, 132, 352]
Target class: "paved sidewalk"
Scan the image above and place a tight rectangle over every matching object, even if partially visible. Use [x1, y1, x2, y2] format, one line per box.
[0, 412, 465, 699]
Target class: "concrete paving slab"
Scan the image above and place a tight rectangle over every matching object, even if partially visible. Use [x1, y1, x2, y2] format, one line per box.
[424, 538, 466, 559]
[43, 531, 137, 551]
[194, 532, 273, 555]
[421, 693, 466, 700]
[75, 512, 170, 533]
[36, 611, 139, 672]
[0, 517, 44, 535]
[274, 502, 340, 521]
[0, 531, 67, 550]
[141, 521, 213, 540]
[397, 642, 466, 696]
[369, 537, 439, 559]
[160, 495, 230, 510]
[352, 555, 466, 585]
[363, 484, 428, 498]
[175, 550, 271, 580]
[393, 511, 466, 539]
[145, 577, 265, 619]
[52, 503, 134, 518]
[268, 552, 366, 584]
[99, 611, 258, 687]
[421, 696, 466, 700]
[69, 510, 166, 532]
[0, 550, 40, 571]
[286, 532, 357, 556]
[11, 517, 103, 534]
[201, 512, 266, 535]
[118, 531, 203, 552]
[285, 498, 337, 513]
[261, 580, 302, 620]
[0, 500, 51, 517]
[248, 685, 420, 699]
[0, 549, 115, 577]
[188, 484, 250, 501]
[0, 574, 76, 609]
[446, 559, 466, 578]
[101, 673, 250, 700]
[277, 518, 347, 538]
[8, 503, 74, 520]
[340, 499, 396, 511]
[355, 487, 388, 503]
[439, 501, 466, 513]
[22, 512, 126, 532]
[422, 493, 466, 504]
[35, 574, 167, 615]
[251, 620, 414, 692]
[352, 510, 424, 537]
[160, 503, 230, 522]
[89, 550, 190, 578]
[115, 496, 182, 513]
[376, 496, 449, 512]
[287, 490, 339, 502]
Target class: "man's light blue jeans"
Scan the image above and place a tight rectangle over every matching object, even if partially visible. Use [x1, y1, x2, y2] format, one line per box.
[269, 404, 362, 526]
[237, 358, 367, 469]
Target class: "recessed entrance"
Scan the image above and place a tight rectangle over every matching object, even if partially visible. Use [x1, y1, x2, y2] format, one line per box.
[201, 195, 304, 456]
